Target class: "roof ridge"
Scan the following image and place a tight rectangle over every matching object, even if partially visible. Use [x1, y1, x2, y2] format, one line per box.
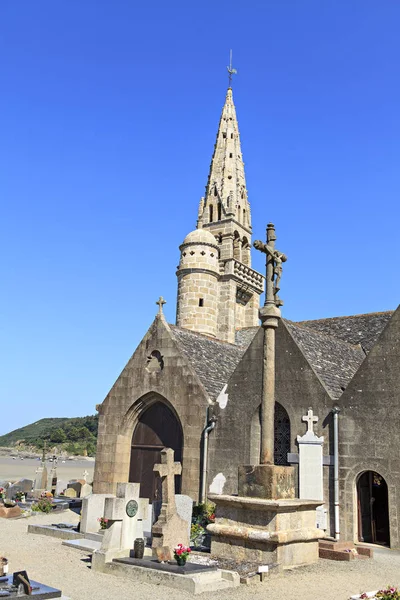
[298, 310, 394, 323]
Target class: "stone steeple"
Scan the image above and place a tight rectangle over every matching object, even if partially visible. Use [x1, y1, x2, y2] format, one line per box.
[197, 87, 251, 242]
[177, 87, 264, 343]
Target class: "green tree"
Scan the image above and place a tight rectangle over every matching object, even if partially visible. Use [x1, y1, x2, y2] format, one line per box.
[50, 428, 67, 443]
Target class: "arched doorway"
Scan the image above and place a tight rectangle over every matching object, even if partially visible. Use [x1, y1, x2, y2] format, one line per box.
[129, 402, 183, 501]
[250, 403, 291, 466]
[357, 471, 390, 546]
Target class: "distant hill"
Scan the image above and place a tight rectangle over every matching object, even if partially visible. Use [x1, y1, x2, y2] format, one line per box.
[0, 415, 98, 456]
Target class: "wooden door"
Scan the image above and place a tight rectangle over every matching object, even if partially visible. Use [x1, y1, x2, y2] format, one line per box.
[129, 402, 183, 501]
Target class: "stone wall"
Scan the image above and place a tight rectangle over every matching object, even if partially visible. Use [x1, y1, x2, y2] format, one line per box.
[336, 306, 400, 547]
[94, 315, 210, 502]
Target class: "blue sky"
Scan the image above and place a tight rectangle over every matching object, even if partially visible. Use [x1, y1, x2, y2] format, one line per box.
[1, 1, 399, 434]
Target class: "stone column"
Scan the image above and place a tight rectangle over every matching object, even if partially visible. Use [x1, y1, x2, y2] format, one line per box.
[238, 223, 294, 499]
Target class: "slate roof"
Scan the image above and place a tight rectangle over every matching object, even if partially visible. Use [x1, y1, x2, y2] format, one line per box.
[298, 312, 393, 353]
[170, 325, 249, 401]
[169, 310, 394, 402]
[284, 320, 366, 400]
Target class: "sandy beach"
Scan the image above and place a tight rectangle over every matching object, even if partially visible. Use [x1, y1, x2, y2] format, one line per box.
[1, 510, 400, 600]
[0, 457, 95, 484]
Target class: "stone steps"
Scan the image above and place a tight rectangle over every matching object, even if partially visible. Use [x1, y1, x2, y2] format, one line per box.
[319, 540, 373, 561]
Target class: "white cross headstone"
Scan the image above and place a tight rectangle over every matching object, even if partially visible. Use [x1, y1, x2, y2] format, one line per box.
[83, 470, 89, 482]
[302, 408, 318, 435]
[297, 407, 324, 502]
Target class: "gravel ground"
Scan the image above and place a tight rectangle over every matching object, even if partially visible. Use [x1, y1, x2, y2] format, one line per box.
[2, 510, 400, 600]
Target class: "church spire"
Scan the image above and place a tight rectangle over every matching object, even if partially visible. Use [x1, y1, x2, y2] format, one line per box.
[197, 87, 251, 236]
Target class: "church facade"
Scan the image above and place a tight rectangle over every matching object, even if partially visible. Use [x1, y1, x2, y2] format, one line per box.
[93, 87, 400, 548]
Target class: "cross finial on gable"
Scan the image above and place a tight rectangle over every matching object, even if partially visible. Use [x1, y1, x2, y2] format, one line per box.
[302, 407, 318, 434]
[156, 296, 166, 315]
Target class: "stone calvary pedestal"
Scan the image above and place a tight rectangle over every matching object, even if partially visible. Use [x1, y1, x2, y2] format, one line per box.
[208, 223, 324, 569]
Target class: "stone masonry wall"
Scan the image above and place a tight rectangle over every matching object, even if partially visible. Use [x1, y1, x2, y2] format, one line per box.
[94, 315, 210, 502]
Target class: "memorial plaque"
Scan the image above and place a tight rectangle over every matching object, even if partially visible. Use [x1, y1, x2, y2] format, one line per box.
[126, 499, 138, 518]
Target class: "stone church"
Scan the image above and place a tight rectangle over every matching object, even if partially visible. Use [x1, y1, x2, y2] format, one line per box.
[94, 86, 400, 548]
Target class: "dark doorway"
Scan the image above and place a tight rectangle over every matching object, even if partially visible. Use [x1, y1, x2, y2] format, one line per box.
[129, 402, 183, 501]
[357, 471, 390, 546]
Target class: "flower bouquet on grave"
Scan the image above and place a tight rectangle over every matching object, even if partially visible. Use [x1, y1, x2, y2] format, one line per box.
[15, 491, 25, 503]
[98, 517, 108, 530]
[173, 544, 191, 566]
[0, 487, 5, 500]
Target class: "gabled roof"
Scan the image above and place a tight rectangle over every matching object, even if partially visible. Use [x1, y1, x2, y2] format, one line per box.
[169, 310, 395, 403]
[298, 311, 393, 353]
[170, 325, 249, 401]
[284, 320, 365, 400]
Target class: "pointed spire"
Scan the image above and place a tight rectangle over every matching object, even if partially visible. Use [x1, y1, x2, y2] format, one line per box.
[198, 87, 250, 230]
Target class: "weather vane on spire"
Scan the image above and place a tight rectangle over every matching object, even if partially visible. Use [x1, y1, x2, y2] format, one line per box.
[227, 49, 237, 87]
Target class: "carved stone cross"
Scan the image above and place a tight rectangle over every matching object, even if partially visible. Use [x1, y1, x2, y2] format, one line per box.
[83, 469, 89, 482]
[153, 448, 181, 515]
[302, 408, 318, 434]
[156, 296, 166, 314]
[254, 222, 287, 307]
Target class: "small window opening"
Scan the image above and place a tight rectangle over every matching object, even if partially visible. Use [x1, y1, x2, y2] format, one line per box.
[217, 202, 222, 221]
[222, 132, 227, 139]
[243, 208, 246, 224]
[231, 133, 234, 139]
[229, 153, 233, 158]
[214, 187, 217, 197]
[209, 205, 213, 222]
[199, 298, 204, 307]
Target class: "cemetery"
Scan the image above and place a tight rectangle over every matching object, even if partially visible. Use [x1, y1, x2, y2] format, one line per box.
[1, 7, 399, 598]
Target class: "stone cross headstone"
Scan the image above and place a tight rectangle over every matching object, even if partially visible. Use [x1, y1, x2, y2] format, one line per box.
[151, 448, 190, 555]
[297, 407, 324, 501]
[302, 408, 318, 434]
[83, 470, 89, 482]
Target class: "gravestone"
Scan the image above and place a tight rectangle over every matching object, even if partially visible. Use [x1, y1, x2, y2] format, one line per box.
[34, 465, 48, 492]
[80, 493, 114, 534]
[92, 483, 148, 572]
[80, 483, 92, 498]
[48, 468, 57, 495]
[55, 480, 67, 496]
[151, 448, 190, 555]
[15, 479, 33, 494]
[67, 481, 83, 497]
[175, 495, 193, 538]
[6, 485, 23, 501]
[64, 488, 77, 499]
[297, 408, 324, 501]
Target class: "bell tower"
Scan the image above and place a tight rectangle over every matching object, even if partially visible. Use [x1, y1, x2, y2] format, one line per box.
[177, 84, 264, 343]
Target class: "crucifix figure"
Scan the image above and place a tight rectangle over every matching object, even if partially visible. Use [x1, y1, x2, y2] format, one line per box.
[302, 408, 318, 434]
[156, 296, 166, 315]
[153, 448, 181, 516]
[254, 223, 287, 307]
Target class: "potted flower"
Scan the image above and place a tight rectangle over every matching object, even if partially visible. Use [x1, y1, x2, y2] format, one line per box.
[98, 517, 108, 531]
[173, 543, 191, 567]
[0, 488, 5, 501]
[15, 491, 26, 503]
